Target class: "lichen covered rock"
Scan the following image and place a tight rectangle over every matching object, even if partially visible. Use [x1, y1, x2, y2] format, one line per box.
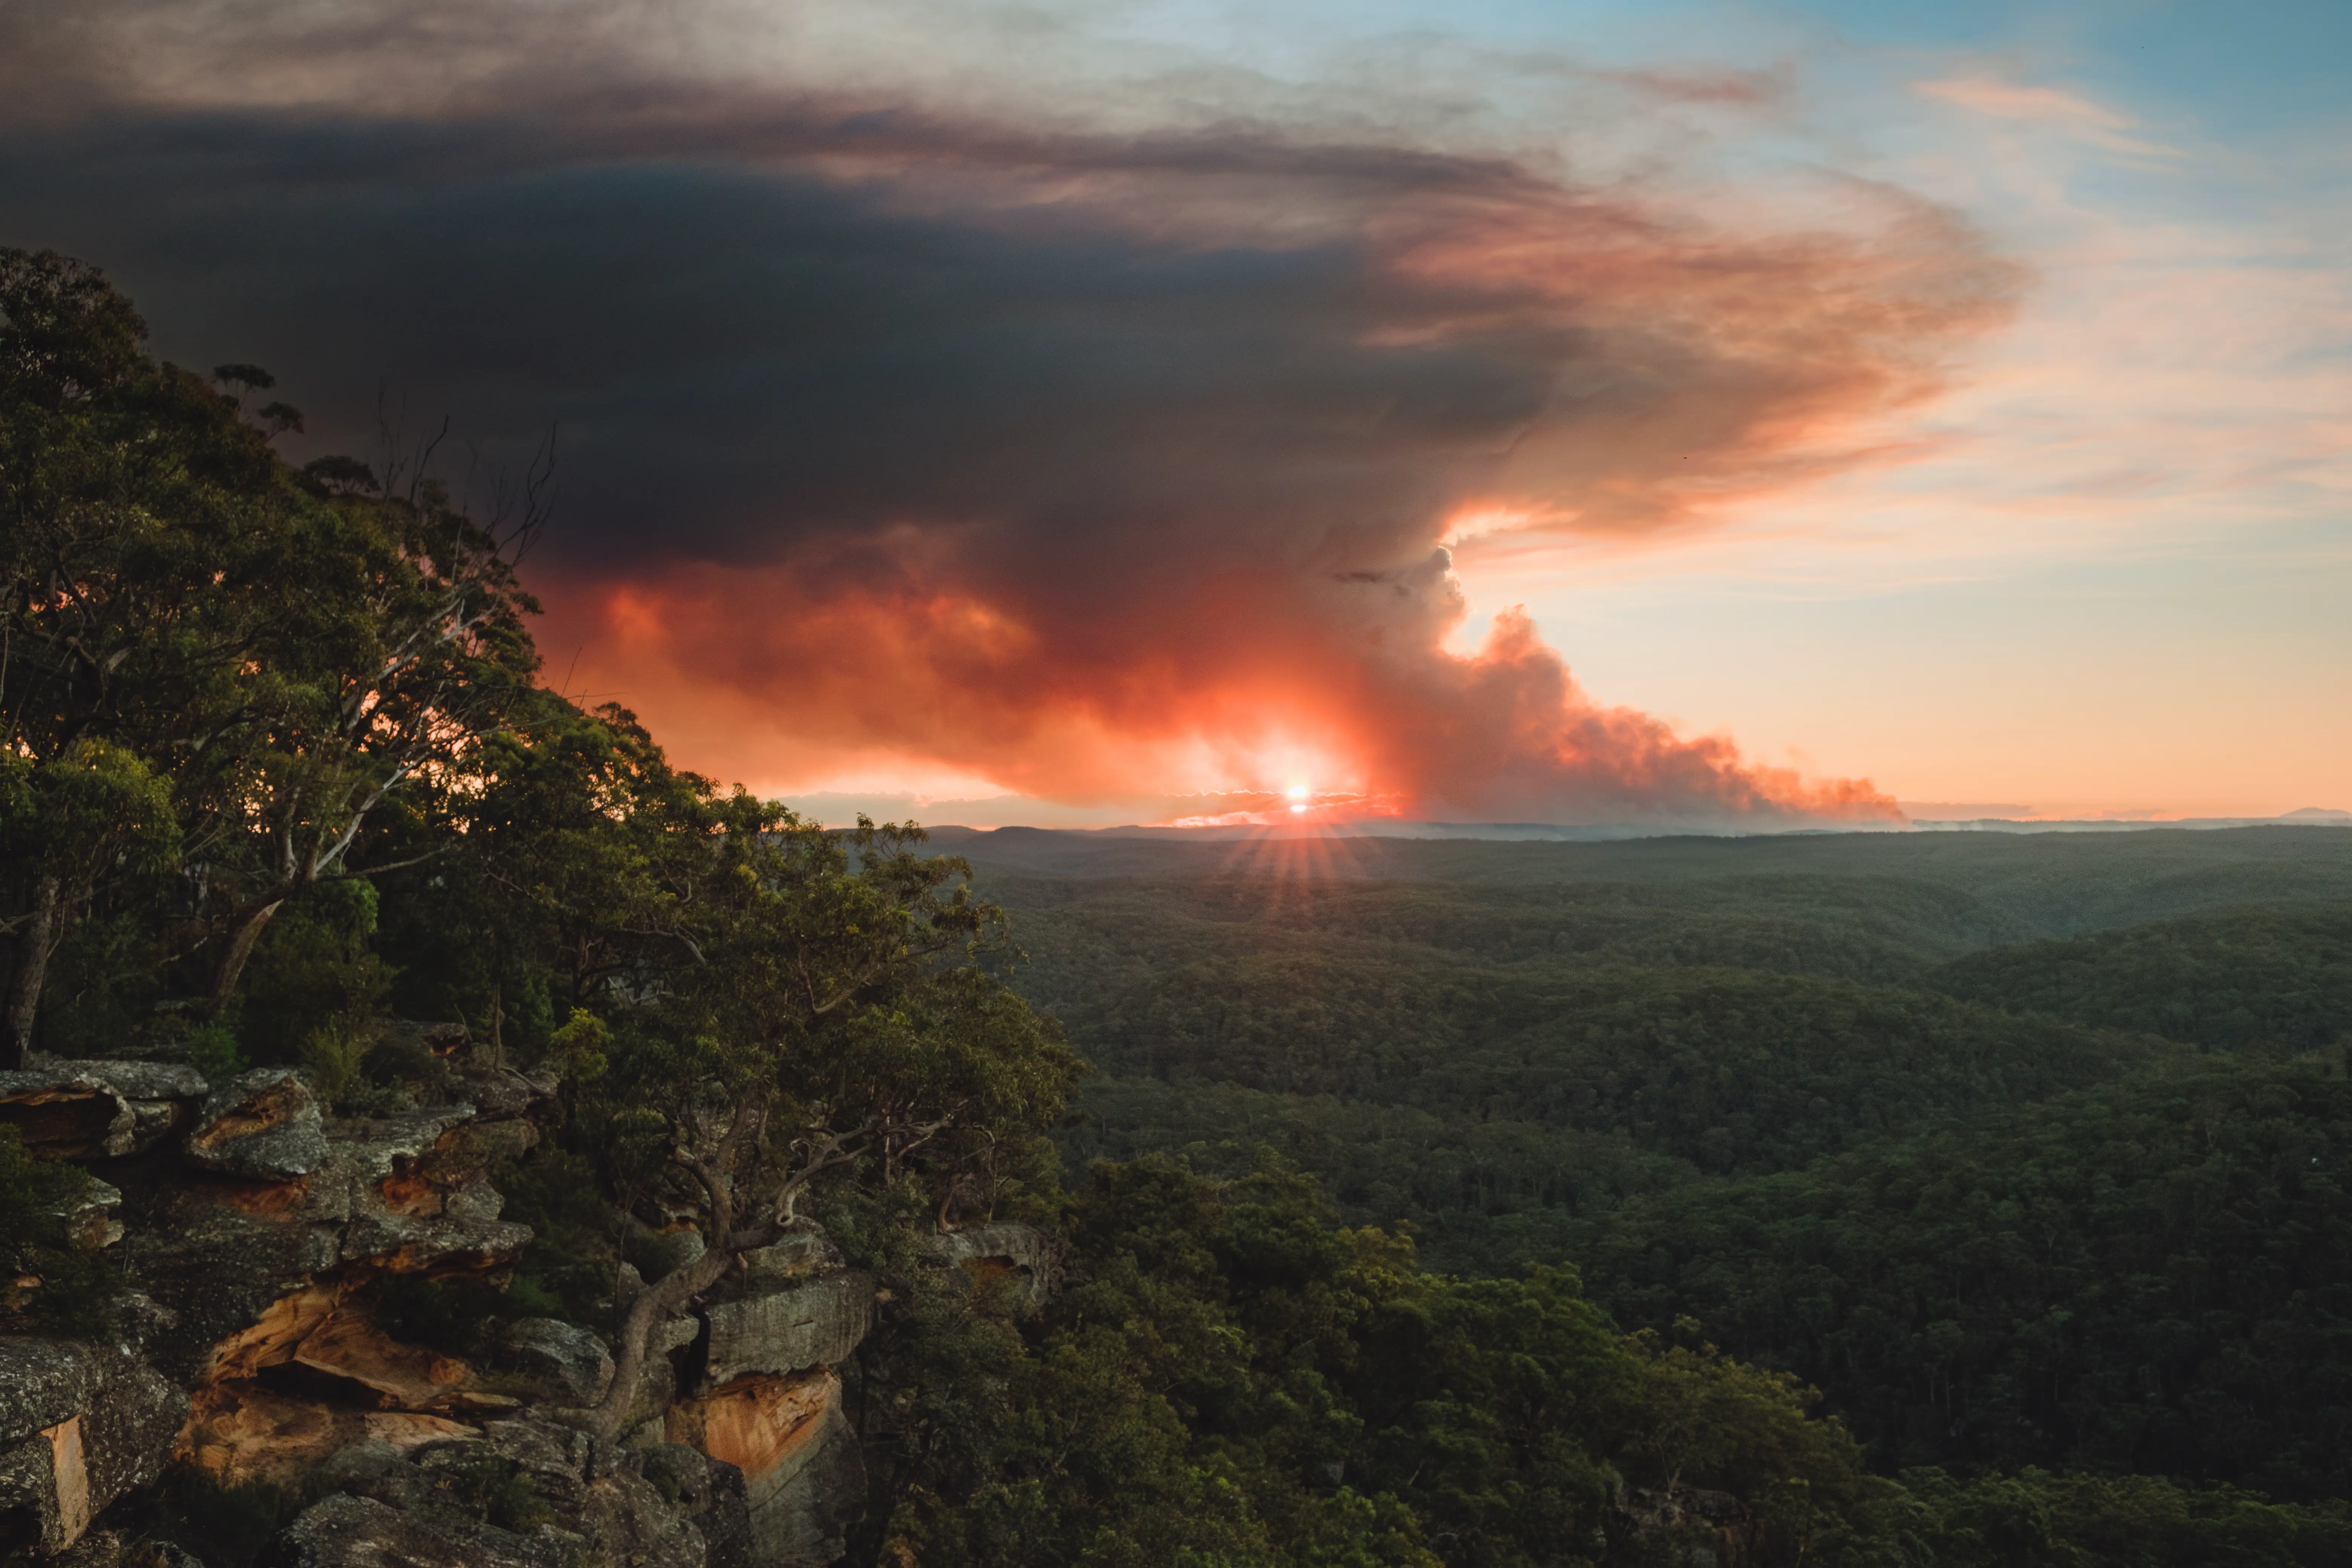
[498, 1318, 614, 1404]
[184, 1070, 328, 1181]
[0, 1338, 187, 1556]
[257, 1491, 572, 1568]
[0, 1062, 209, 1161]
[925, 1221, 1056, 1311]
[699, 1274, 872, 1389]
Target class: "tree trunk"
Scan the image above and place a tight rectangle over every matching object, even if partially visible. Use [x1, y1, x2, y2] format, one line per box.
[3, 874, 60, 1069]
[208, 897, 285, 1010]
[587, 1242, 742, 1439]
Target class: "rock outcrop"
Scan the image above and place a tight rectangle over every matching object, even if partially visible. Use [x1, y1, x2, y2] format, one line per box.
[182, 1069, 330, 1181]
[0, 1041, 1052, 1565]
[636, 1240, 876, 1567]
[0, 1062, 209, 1161]
[146, 1079, 544, 1491]
[259, 1416, 750, 1568]
[0, 1339, 187, 1558]
[700, 1272, 873, 1392]
[497, 1317, 615, 1404]
[926, 1220, 1058, 1311]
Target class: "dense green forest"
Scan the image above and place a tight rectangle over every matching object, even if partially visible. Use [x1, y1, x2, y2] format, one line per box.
[1575, 1060, 2352, 1498]
[9, 247, 2352, 1565]
[1925, 903, 2352, 1053]
[942, 824, 2352, 1559]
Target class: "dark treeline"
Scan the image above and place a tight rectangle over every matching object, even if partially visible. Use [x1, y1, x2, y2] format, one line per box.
[10, 248, 2352, 1566]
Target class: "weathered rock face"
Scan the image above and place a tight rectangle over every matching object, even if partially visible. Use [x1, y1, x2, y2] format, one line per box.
[0, 1339, 187, 1558]
[668, 1370, 863, 1568]
[261, 1418, 751, 1568]
[49, 1528, 206, 1566]
[925, 1221, 1057, 1311]
[0, 1062, 209, 1161]
[0, 1039, 916, 1567]
[638, 1233, 883, 1566]
[258, 1491, 574, 1568]
[183, 1069, 329, 1180]
[145, 1085, 546, 1492]
[700, 1273, 874, 1391]
[498, 1317, 615, 1405]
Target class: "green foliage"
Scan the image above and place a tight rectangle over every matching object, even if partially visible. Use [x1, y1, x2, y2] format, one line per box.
[877, 1155, 1912, 1568]
[1893, 1468, 2352, 1568]
[1070, 957, 2159, 1176]
[1927, 903, 2352, 1055]
[17, 245, 2352, 1566]
[956, 832, 2352, 1557]
[1578, 1059, 2352, 1499]
[1066, 1074, 1693, 1273]
[236, 877, 395, 1068]
[0, 244, 540, 1060]
[493, 1144, 623, 1325]
[184, 1019, 248, 1085]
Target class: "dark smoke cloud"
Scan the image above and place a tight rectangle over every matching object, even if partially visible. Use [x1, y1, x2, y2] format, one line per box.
[0, 1, 2023, 822]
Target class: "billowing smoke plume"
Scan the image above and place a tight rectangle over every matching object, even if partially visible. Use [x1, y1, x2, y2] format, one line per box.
[0, 1, 2023, 824]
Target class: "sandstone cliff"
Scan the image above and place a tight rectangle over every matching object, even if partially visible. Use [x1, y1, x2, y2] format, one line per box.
[0, 1034, 1050, 1567]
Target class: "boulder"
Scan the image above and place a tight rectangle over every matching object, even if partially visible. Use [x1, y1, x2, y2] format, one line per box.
[574, 1461, 711, 1568]
[739, 1233, 843, 1291]
[185, 1070, 327, 1181]
[924, 1221, 1057, 1311]
[498, 1318, 614, 1404]
[0, 1339, 187, 1556]
[698, 1275, 872, 1389]
[473, 1418, 598, 1511]
[636, 1441, 754, 1568]
[321, 1106, 534, 1272]
[178, 1380, 478, 1489]
[0, 1061, 209, 1160]
[123, 1204, 343, 1387]
[257, 1492, 573, 1568]
[635, 1226, 709, 1283]
[265, 1421, 747, 1568]
[287, 1309, 475, 1410]
[40, 1178, 123, 1252]
[133, 1095, 538, 1389]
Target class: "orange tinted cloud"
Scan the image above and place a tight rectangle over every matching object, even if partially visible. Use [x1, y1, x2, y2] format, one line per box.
[545, 545, 1903, 825]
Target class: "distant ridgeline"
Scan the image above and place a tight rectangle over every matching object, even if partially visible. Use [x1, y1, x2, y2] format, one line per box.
[11, 245, 2352, 1567]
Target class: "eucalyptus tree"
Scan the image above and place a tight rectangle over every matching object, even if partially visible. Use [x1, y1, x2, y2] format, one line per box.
[564, 802, 1079, 1439]
[0, 247, 270, 1062]
[0, 247, 542, 1057]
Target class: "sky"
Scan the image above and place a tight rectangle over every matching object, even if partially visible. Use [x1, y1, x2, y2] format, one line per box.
[3, 0, 2344, 827]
